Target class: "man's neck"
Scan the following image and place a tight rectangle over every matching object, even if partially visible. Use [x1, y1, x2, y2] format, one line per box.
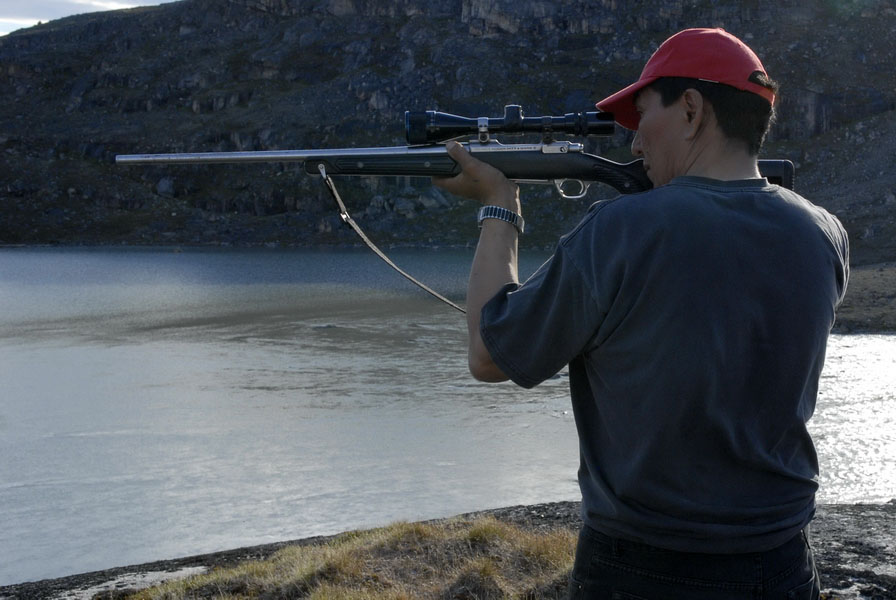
[681, 135, 761, 181]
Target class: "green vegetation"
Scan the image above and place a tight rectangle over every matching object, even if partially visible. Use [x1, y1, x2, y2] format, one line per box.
[126, 517, 576, 599]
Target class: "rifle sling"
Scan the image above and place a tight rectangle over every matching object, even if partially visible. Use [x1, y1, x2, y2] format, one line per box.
[317, 165, 466, 314]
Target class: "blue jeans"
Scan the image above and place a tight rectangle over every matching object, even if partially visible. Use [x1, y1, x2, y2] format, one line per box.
[567, 525, 820, 600]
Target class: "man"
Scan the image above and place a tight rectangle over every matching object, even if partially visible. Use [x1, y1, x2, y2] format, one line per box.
[434, 28, 849, 599]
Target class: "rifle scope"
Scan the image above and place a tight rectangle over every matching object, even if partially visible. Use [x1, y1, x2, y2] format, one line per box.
[405, 104, 616, 145]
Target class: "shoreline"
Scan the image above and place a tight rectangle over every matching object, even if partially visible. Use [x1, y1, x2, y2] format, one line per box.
[2, 501, 894, 599]
[1, 244, 893, 333]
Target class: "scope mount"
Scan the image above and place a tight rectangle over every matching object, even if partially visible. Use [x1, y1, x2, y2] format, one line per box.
[405, 104, 615, 145]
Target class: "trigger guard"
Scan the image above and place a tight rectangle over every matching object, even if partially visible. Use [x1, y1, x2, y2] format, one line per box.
[554, 179, 589, 199]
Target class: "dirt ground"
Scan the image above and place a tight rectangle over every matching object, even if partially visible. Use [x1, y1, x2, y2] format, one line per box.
[834, 262, 896, 333]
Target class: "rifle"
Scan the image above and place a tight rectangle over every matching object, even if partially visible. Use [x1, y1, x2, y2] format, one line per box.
[116, 104, 795, 312]
[116, 104, 794, 197]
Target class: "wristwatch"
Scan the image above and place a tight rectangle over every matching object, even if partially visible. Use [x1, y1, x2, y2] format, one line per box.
[478, 205, 525, 234]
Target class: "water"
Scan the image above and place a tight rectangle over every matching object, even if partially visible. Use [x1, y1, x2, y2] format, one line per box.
[0, 247, 893, 585]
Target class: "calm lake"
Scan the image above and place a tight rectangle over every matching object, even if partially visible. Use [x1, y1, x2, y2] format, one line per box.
[1, 247, 894, 585]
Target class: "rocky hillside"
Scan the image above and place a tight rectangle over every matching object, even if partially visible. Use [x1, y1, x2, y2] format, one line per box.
[1, 0, 894, 263]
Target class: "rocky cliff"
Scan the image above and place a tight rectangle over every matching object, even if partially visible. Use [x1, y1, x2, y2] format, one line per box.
[1, 0, 894, 263]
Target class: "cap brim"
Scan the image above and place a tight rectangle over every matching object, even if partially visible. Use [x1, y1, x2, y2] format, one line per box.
[596, 77, 658, 131]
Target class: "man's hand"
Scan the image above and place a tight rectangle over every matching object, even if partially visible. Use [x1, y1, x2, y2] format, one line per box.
[433, 141, 521, 211]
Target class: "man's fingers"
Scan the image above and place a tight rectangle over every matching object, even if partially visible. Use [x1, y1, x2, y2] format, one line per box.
[432, 141, 471, 193]
[444, 140, 470, 165]
[444, 140, 491, 181]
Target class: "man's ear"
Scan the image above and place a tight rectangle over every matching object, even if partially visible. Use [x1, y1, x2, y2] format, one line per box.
[680, 88, 708, 138]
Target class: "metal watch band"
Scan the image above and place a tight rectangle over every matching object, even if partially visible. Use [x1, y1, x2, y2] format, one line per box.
[477, 205, 525, 234]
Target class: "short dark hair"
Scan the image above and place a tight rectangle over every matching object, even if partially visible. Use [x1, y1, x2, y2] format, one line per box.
[647, 74, 778, 155]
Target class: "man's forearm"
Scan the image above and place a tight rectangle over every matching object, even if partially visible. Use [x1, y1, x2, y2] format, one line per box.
[467, 219, 519, 382]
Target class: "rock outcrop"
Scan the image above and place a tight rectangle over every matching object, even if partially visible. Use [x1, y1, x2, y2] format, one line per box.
[0, 0, 894, 262]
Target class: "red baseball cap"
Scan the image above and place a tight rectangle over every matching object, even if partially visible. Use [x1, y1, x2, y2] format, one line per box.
[596, 28, 775, 130]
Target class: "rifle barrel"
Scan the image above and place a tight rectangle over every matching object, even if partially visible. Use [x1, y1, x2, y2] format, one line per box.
[115, 146, 450, 165]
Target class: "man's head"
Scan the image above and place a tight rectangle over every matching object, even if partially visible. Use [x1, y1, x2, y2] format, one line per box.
[596, 28, 778, 184]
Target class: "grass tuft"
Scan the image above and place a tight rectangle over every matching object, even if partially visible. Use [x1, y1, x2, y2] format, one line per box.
[122, 516, 576, 599]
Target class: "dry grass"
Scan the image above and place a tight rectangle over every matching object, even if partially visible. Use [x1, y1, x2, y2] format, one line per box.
[123, 517, 576, 600]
